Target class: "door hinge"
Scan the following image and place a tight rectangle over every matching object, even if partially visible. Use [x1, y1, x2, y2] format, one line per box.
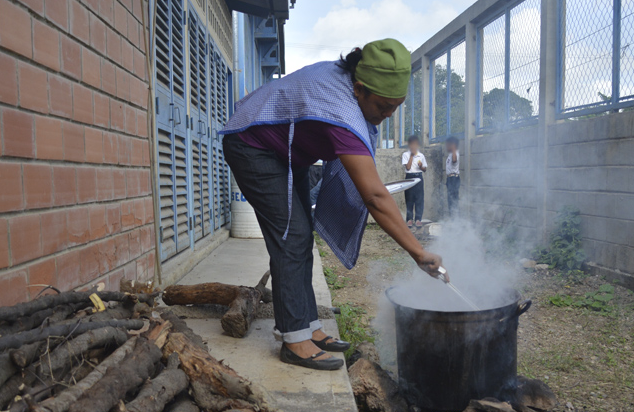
[189, 217, 193, 230]
[159, 227, 164, 243]
[155, 97, 160, 114]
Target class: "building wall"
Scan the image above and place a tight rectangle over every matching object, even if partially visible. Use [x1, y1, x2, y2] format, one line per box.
[0, 0, 153, 306]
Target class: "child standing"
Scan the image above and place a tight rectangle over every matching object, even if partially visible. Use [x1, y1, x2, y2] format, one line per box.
[402, 135, 427, 228]
[445, 137, 460, 217]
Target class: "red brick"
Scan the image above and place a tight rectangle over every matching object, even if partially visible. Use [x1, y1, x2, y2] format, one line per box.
[130, 76, 147, 108]
[85, 128, 103, 163]
[56, 249, 81, 290]
[2, 108, 34, 158]
[121, 200, 134, 230]
[131, 0, 144, 23]
[106, 27, 121, 64]
[133, 198, 144, 227]
[106, 203, 121, 234]
[140, 225, 151, 253]
[45, 0, 69, 31]
[113, 232, 129, 267]
[135, 253, 148, 281]
[49, 74, 73, 118]
[110, 98, 125, 132]
[0, 219, 8, 269]
[125, 169, 140, 197]
[140, 169, 150, 195]
[108, 267, 124, 291]
[128, 227, 141, 259]
[80, 243, 100, 282]
[117, 135, 130, 165]
[147, 251, 156, 280]
[114, 1, 127, 35]
[89, 204, 107, 240]
[101, 58, 116, 96]
[82, 0, 99, 14]
[112, 168, 126, 198]
[141, 140, 149, 167]
[18, 62, 48, 114]
[137, 109, 147, 138]
[89, 13, 106, 54]
[0, 270, 28, 306]
[53, 165, 76, 206]
[96, 167, 114, 201]
[103, 132, 118, 164]
[93, 93, 110, 128]
[10, 214, 42, 265]
[70, 1, 90, 44]
[127, 13, 139, 48]
[33, 20, 60, 72]
[28, 258, 57, 293]
[76, 167, 97, 202]
[63, 122, 85, 162]
[0, 0, 32, 58]
[119, 0, 132, 12]
[132, 48, 145, 80]
[121, 39, 133, 72]
[0, 53, 18, 105]
[72, 83, 93, 124]
[67, 207, 89, 245]
[144, 197, 153, 224]
[99, 0, 114, 25]
[61, 35, 82, 80]
[82, 48, 101, 89]
[123, 259, 136, 280]
[115, 67, 130, 101]
[23, 163, 53, 209]
[130, 137, 142, 166]
[41, 210, 68, 255]
[125, 105, 136, 135]
[35, 116, 63, 160]
[0, 162, 23, 213]
[98, 237, 117, 273]
[23, 0, 45, 15]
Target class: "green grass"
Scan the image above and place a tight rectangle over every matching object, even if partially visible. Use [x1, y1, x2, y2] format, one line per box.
[323, 267, 346, 290]
[334, 302, 374, 359]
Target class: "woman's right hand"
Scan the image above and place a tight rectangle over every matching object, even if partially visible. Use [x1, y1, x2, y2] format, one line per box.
[415, 251, 448, 281]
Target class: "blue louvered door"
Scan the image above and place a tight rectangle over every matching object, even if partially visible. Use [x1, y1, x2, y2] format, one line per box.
[187, 9, 211, 241]
[154, 0, 189, 261]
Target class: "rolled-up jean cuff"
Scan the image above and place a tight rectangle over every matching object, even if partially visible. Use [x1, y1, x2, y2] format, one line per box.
[274, 320, 322, 343]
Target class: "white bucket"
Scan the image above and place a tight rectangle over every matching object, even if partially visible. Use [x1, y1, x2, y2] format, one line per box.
[230, 174, 263, 238]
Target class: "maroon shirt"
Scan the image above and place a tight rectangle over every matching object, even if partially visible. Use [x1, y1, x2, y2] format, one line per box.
[237, 120, 371, 167]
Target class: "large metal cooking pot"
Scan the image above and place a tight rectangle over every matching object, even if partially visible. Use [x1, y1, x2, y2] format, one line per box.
[386, 286, 531, 411]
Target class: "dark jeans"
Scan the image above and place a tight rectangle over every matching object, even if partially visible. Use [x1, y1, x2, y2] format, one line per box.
[447, 175, 460, 217]
[223, 134, 321, 343]
[404, 172, 424, 221]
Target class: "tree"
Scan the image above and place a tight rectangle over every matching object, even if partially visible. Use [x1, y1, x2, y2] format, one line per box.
[481, 88, 533, 129]
[433, 65, 466, 137]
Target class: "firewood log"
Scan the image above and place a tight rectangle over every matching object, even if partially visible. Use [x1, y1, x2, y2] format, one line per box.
[159, 311, 207, 350]
[34, 337, 138, 412]
[164, 393, 200, 412]
[162, 283, 261, 338]
[163, 332, 276, 412]
[0, 291, 155, 322]
[68, 337, 162, 412]
[0, 319, 143, 351]
[124, 353, 189, 412]
[254, 271, 273, 303]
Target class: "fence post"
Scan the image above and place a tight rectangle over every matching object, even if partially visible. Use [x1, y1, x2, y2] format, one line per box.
[422, 56, 431, 147]
[537, 0, 559, 241]
[464, 22, 478, 220]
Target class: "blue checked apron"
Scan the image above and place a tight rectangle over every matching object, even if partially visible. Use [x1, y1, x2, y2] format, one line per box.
[220, 61, 377, 269]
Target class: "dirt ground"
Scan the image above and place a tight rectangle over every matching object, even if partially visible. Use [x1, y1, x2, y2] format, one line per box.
[317, 225, 634, 412]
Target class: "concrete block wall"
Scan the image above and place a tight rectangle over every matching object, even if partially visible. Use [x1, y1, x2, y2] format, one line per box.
[547, 111, 634, 273]
[469, 126, 540, 242]
[0, 0, 154, 306]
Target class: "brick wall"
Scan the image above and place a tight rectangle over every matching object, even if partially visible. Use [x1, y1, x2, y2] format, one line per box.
[0, 0, 154, 306]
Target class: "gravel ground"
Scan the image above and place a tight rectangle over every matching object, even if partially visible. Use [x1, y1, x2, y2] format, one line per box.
[317, 225, 634, 412]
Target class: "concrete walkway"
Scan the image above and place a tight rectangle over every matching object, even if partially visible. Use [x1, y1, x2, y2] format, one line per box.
[175, 238, 358, 412]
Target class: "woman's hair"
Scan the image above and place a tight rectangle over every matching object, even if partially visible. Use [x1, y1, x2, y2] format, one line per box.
[337, 47, 363, 83]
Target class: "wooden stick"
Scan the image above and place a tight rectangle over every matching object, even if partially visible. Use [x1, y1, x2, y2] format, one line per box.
[0, 292, 155, 322]
[221, 287, 261, 338]
[254, 271, 273, 304]
[34, 338, 138, 412]
[0, 319, 143, 351]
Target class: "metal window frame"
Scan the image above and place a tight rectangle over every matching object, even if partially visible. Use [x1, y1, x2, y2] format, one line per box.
[556, 0, 634, 118]
[475, 0, 540, 133]
[429, 37, 467, 143]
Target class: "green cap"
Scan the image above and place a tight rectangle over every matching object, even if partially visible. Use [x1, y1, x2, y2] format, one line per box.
[355, 39, 412, 99]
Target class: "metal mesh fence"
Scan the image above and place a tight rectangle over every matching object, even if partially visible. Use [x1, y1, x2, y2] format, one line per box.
[509, 0, 541, 120]
[480, 14, 506, 130]
[403, 68, 423, 144]
[450, 41, 467, 136]
[560, 0, 613, 111]
[620, 0, 634, 101]
[433, 53, 448, 139]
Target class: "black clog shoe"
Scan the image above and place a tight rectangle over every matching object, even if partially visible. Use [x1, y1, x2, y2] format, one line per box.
[311, 336, 351, 352]
[280, 344, 344, 370]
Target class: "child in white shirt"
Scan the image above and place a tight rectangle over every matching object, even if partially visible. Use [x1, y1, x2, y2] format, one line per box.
[402, 135, 427, 227]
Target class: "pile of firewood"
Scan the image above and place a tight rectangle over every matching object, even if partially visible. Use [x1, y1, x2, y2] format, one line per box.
[0, 287, 276, 412]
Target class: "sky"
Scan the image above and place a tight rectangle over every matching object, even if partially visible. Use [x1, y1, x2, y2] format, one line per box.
[283, 0, 475, 74]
